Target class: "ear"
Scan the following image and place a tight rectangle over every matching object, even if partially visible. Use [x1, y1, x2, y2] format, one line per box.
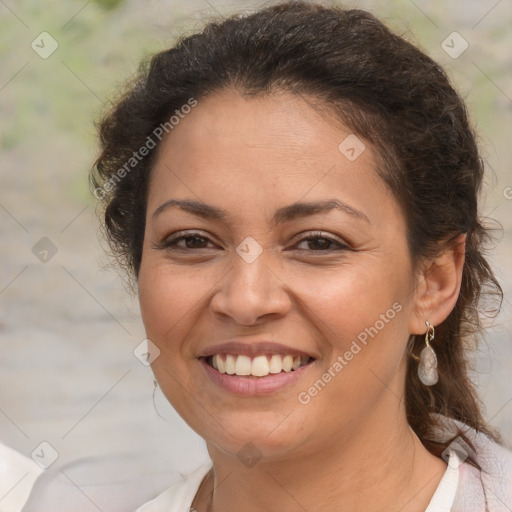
[409, 233, 466, 335]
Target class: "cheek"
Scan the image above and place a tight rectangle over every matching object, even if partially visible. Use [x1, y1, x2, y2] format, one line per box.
[137, 261, 208, 350]
[291, 262, 407, 341]
[292, 259, 412, 395]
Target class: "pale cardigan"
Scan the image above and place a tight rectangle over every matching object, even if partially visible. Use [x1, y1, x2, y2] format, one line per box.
[431, 415, 512, 511]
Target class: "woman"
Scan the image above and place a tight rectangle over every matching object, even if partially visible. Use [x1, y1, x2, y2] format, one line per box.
[91, 2, 512, 510]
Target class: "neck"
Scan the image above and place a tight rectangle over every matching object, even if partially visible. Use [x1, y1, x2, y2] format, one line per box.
[196, 396, 446, 512]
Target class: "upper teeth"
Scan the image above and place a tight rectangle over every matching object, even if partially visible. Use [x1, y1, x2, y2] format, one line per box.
[210, 354, 309, 377]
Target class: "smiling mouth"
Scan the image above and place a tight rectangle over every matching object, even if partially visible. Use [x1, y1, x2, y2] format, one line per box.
[203, 354, 314, 377]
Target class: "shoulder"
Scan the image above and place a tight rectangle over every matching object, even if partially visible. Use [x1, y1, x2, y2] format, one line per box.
[472, 431, 512, 509]
[431, 415, 512, 511]
[21, 454, 203, 512]
[135, 463, 212, 512]
[452, 440, 512, 511]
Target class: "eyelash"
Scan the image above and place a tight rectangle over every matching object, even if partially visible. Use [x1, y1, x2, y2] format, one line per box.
[157, 230, 350, 253]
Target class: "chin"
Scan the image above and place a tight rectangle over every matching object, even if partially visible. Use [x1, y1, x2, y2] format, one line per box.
[195, 408, 314, 462]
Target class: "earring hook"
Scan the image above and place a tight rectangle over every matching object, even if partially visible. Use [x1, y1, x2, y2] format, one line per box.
[425, 320, 435, 347]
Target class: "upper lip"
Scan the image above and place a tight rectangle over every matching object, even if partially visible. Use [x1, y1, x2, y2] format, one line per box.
[197, 341, 317, 359]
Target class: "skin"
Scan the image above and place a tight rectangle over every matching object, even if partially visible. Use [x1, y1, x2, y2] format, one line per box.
[137, 89, 466, 512]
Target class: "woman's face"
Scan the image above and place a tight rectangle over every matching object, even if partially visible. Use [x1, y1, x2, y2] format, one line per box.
[138, 90, 421, 460]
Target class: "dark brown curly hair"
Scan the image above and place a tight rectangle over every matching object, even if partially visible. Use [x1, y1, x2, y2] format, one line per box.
[91, 1, 504, 466]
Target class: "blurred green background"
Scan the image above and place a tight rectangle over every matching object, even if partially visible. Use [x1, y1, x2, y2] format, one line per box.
[0, 0, 511, 504]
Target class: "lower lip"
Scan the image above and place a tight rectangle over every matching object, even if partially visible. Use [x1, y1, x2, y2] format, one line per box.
[199, 358, 314, 396]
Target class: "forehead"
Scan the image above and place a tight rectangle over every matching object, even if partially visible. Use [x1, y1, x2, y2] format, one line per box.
[154, 91, 341, 188]
[148, 89, 399, 228]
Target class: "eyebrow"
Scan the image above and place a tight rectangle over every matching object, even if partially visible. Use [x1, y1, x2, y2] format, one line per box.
[152, 198, 370, 225]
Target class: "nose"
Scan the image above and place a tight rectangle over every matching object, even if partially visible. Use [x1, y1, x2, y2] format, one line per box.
[210, 250, 292, 326]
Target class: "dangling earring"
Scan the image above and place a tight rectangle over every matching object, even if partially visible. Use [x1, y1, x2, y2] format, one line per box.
[418, 321, 439, 386]
[152, 379, 167, 420]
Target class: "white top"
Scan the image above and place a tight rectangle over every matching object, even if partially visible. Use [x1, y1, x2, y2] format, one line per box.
[0, 443, 43, 512]
[134, 463, 212, 512]
[134, 450, 462, 512]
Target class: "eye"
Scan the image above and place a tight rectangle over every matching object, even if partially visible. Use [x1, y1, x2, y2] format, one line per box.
[157, 230, 218, 251]
[291, 231, 350, 252]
